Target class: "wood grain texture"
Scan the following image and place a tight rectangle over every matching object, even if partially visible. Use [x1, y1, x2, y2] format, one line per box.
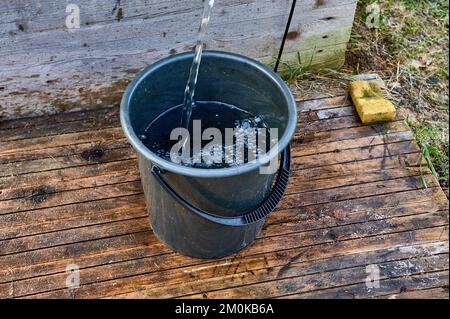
[0, 94, 448, 299]
[0, 0, 357, 119]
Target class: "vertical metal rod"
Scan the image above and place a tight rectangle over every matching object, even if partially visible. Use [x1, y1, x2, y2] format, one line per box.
[274, 0, 297, 73]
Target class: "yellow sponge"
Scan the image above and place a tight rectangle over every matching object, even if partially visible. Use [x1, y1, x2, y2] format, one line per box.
[349, 81, 396, 123]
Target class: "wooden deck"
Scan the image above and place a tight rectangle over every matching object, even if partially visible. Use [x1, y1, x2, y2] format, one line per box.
[0, 95, 448, 299]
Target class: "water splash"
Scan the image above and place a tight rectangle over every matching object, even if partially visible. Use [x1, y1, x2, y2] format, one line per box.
[142, 102, 271, 169]
[180, 0, 216, 129]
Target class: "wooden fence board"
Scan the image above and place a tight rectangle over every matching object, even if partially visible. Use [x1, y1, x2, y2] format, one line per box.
[0, 0, 357, 119]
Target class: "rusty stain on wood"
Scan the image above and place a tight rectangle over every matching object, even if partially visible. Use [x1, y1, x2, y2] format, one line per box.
[315, 0, 326, 8]
[80, 145, 106, 162]
[286, 30, 301, 40]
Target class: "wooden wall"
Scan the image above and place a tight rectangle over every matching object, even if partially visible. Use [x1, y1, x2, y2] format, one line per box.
[0, 0, 357, 119]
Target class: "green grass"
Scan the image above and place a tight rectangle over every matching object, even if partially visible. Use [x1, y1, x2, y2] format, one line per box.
[406, 117, 449, 187]
[276, 52, 316, 84]
[347, 0, 449, 188]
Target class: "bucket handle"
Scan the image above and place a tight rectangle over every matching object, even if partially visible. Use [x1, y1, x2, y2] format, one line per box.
[151, 145, 291, 227]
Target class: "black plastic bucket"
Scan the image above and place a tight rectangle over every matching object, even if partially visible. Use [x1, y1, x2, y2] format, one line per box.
[120, 51, 297, 259]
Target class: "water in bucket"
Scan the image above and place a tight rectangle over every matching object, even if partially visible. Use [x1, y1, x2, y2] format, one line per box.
[141, 101, 270, 168]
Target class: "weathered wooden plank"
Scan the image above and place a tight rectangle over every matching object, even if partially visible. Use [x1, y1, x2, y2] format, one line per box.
[0, 139, 129, 165]
[0, 145, 423, 223]
[296, 153, 423, 180]
[1, 199, 447, 292]
[269, 189, 449, 235]
[108, 242, 449, 299]
[264, 210, 448, 244]
[0, 159, 139, 201]
[0, 107, 116, 131]
[289, 166, 424, 194]
[8, 227, 449, 299]
[294, 120, 411, 144]
[265, 42, 349, 70]
[298, 102, 355, 124]
[0, 1, 357, 119]
[248, 214, 449, 257]
[180, 254, 449, 299]
[1, 168, 446, 249]
[39, 231, 445, 298]
[0, 195, 146, 240]
[0, 147, 135, 178]
[377, 287, 449, 299]
[1, 126, 412, 174]
[0, 180, 143, 215]
[292, 141, 420, 170]
[297, 95, 351, 111]
[1, 1, 355, 59]
[0, 231, 160, 285]
[293, 130, 414, 157]
[280, 271, 449, 299]
[0, 127, 124, 155]
[0, 0, 354, 36]
[14, 242, 448, 298]
[280, 175, 439, 210]
[297, 111, 402, 132]
[315, 105, 357, 120]
[0, 124, 418, 186]
[0, 108, 118, 142]
[0, 217, 150, 256]
[297, 115, 361, 133]
[0, 124, 417, 169]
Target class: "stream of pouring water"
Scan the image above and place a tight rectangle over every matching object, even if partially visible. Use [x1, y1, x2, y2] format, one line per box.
[180, 0, 215, 129]
[143, 0, 275, 168]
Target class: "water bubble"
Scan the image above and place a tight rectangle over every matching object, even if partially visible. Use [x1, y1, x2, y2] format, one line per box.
[241, 119, 251, 130]
[142, 102, 272, 168]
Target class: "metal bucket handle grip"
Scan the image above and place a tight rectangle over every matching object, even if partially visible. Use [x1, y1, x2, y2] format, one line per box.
[151, 145, 291, 227]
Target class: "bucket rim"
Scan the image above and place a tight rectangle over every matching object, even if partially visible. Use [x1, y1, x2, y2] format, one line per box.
[120, 50, 297, 178]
